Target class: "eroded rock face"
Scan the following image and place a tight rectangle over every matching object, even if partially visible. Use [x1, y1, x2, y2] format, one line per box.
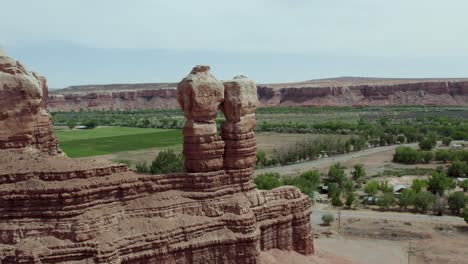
[0, 54, 61, 155]
[0, 62, 313, 263]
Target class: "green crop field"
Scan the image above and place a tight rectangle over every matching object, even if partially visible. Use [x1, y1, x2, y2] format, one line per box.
[55, 127, 182, 157]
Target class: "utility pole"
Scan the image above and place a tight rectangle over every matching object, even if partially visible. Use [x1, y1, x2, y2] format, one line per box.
[338, 209, 342, 229]
[408, 240, 411, 264]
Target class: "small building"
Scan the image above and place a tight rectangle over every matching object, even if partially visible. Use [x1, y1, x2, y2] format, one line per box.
[451, 143, 463, 149]
[456, 178, 468, 184]
[393, 185, 407, 194]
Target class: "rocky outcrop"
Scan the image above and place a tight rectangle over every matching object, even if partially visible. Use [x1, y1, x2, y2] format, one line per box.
[257, 79, 468, 107]
[48, 78, 468, 111]
[0, 54, 61, 155]
[0, 60, 313, 263]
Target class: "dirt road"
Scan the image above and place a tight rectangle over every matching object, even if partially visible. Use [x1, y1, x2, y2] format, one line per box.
[254, 143, 418, 176]
[311, 208, 466, 226]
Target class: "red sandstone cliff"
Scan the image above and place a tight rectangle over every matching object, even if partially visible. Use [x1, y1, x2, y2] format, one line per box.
[0, 57, 314, 263]
[48, 77, 468, 111]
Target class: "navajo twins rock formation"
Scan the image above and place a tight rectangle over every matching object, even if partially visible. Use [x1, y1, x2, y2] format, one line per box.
[48, 77, 468, 111]
[0, 55, 313, 263]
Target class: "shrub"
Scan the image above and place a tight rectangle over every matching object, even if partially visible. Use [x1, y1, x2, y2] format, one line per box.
[378, 181, 393, 193]
[377, 192, 395, 210]
[435, 149, 452, 163]
[256, 150, 268, 168]
[331, 195, 343, 207]
[448, 192, 467, 215]
[462, 209, 468, 224]
[420, 151, 434, 164]
[442, 137, 453, 146]
[283, 170, 321, 197]
[322, 214, 335, 226]
[351, 164, 366, 181]
[447, 161, 468, 178]
[345, 191, 356, 208]
[419, 135, 437, 151]
[427, 171, 455, 195]
[254, 172, 282, 190]
[393, 147, 421, 164]
[413, 191, 436, 212]
[82, 120, 98, 129]
[459, 180, 468, 192]
[365, 180, 379, 196]
[412, 179, 428, 193]
[135, 161, 149, 173]
[398, 189, 415, 210]
[67, 121, 77, 130]
[149, 149, 184, 174]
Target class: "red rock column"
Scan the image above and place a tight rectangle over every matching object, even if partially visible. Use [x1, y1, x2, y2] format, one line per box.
[177, 66, 227, 191]
[221, 76, 259, 192]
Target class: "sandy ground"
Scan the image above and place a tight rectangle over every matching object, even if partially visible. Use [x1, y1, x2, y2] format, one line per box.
[311, 202, 468, 264]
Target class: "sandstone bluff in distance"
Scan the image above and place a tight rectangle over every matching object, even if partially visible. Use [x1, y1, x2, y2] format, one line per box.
[0, 56, 314, 263]
[48, 77, 468, 111]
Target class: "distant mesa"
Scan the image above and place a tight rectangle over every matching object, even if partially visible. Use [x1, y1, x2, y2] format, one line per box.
[0, 56, 314, 263]
[48, 77, 468, 111]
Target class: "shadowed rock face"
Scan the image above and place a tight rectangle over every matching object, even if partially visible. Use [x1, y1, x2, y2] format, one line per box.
[0, 62, 313, 263]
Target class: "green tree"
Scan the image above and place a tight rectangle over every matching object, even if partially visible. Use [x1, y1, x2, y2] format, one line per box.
[427, 171, 454, 196]
[82, 120, 98, 129]
[447, 161, 468, 178]
[327, 183, 340, 198]
[149, 149, 184, 174]
[327, 163, 346, 187]
[254, 172, 282, 190]
[283, 170, 321, 197]
[419, 138, 437, 150]
[351, 164, 366, 182]
[377, 192, 395, 210]
[413, 191, 436, 212]
[67, 120, 77, 130]
[365, 180, 379, 196]
[378, 180, 393, 193]
[412, 179, 428, 193]
[435, 150, 451, 163]
[331, 195, 343, 207]
[462, 209, 468, 224]
[397, 189, 415, 210]
[459, 180, 468, 192]
[448, 192, 466, 215]
[345, 191, 356, 208]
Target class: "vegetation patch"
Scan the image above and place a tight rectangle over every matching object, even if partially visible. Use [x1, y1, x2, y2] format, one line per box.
[56, 127, 182, 157]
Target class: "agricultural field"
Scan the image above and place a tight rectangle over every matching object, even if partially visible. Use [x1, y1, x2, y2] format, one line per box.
[55, 127, 182, 157]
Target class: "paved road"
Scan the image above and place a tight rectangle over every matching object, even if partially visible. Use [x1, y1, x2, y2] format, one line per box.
[255, 143, 418, 176]
[311, 208, 465, 226]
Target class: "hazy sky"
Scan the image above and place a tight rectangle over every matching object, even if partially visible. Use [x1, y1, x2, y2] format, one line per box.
[2, 0, 468, 88]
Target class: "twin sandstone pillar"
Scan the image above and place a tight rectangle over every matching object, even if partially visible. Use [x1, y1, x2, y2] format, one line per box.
[177, 65, 258, 193]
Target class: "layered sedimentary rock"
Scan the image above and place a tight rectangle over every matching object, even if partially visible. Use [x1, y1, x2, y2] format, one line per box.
[0, 55, 61, 155]
[48, 78, 468, 111]
[0, 59, 313, 263]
